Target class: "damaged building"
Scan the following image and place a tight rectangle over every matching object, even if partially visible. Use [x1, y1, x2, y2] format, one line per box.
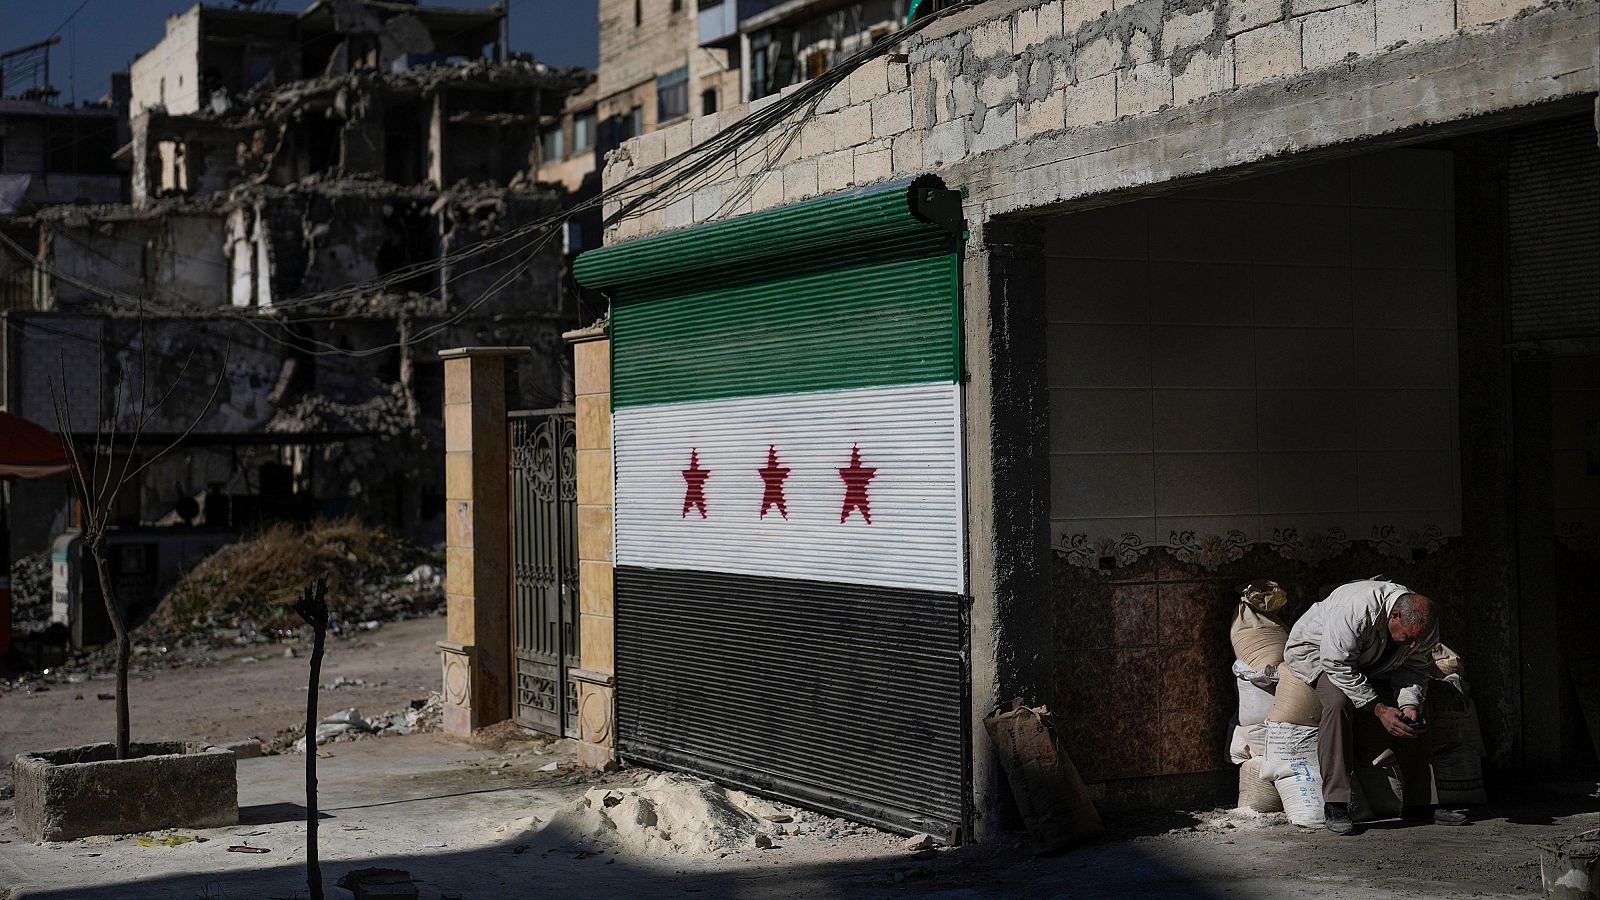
[1, 1, 588, 567]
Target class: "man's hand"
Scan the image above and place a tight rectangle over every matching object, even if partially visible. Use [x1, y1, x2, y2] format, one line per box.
[1374, 703, 1419, 739]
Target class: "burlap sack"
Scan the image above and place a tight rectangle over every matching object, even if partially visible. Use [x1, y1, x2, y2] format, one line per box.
[1269, 667, 1322, 727]
[1240, 580, 1288, 614]
[984, 699, 1102, 851]
[1431, 643, 1463, 679]
[1238, 756, 1283, 813]
[1230, 605, 1288, 672]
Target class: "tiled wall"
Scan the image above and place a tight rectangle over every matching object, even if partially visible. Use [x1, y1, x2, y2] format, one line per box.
[1045, 149, 1461, 555]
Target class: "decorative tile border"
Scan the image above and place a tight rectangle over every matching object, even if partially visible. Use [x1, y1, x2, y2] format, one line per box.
[1056, 523, 1450, 572]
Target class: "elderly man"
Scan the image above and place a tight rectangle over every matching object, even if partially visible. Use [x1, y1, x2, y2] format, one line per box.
[1284, 578, 1469, 835]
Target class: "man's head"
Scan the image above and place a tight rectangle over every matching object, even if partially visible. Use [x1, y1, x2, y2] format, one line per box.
[1387, 593, 1434, 649]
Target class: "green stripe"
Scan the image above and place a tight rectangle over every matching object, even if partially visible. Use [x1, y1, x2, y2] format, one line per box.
[613, 247, 958, 407]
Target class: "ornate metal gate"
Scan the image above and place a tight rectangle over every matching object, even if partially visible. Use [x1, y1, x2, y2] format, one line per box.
[509, 409, 579, 737]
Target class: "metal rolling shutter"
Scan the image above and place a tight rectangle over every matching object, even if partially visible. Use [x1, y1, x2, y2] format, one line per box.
[1508, 116, 1600, 342]
[573, 177, 971, 841]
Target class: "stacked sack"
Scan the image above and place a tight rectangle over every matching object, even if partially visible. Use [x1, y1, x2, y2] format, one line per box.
[1228, 581, 1288, 814]
[1427, 644, 1487, 805]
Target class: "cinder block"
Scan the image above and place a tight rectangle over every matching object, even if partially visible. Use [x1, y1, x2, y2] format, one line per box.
[1376, 0, 1454, 44]
[1174, 42, 1235, 104]
[630, 129, 667, 169]
[817, 78, 852, 114]
[970, 17, 1016, 58]
[691, 112, 720, 147]
[782, 158, 819, 201]
[978, 69, 1020, 108]
[835, 102, 874, 150]
[1302, 1, 1376, 67]
[1163, 5, 1218, 50]
[752, 170, 784, 211]
[889, 58, 910, 91]
[1074, 34, 1121, 80]
[1291, 0, 1350, 15]
[924, 118, 969, 167]
[663, 194, 693, 228]
[1018, 89, 1066, 139]
[1233, 19, 1302, 85]
[969, 103, 1018, 154]
[662, 120, 693, 160]
[872, 90, 914, 138]
[692, 182, 725, 223]
[1063, 73, 1118, 127]
[946, 75, 978, 123]
[579, 612, 615, 673]
[818, 147, 855, 192]
[1226, 0, 1285, 34]
[1064, 0, 1114, 31]
[1127, 28, 1157, 65]
[1455, 0, 1529, 25]
[892, 128, 925, 172]
[848, 56, 892, 105]
[855, 146, 894, 184]
[1014, 0, 1066, 49]
[801, 111, 836, 157]
[1117, 60, 1173, 116]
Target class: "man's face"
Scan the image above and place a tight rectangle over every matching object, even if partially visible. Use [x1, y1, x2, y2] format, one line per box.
[1387, 610, 1428, 649]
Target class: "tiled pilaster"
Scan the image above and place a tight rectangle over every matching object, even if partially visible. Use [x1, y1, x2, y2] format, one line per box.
[565, 323, 615, 769]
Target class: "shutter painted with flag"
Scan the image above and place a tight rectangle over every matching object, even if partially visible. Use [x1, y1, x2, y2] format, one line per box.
[574, 177, 970, 841]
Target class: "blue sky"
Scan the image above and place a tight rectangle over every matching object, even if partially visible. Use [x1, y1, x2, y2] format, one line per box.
[0, 0, 599, 104]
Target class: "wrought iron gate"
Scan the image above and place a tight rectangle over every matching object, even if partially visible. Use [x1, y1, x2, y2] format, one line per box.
[509, 409, 579, 737]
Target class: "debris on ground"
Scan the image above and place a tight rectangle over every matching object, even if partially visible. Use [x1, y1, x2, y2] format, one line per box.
[273, 692, 443, 754]
[7, 552, 52, 635]
[151, 519, 443, 641]
[531, 772, 870, 858]
[337, 866, 419, 900]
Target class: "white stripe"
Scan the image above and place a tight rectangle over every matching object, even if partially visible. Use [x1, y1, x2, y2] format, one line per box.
[613, 383, 963, 593]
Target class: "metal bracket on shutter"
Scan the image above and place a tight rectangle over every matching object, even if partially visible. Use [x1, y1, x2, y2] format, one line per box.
[910, 177, 964, 237]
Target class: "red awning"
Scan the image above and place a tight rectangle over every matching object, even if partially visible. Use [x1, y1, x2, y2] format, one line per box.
[0, 411, 72, 480]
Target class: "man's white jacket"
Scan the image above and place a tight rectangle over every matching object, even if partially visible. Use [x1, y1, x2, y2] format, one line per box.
[1284, 578, 1438, 710]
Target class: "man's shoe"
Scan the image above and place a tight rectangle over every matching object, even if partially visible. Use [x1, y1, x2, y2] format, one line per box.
[1401, 805, 1468, 825]
[1324, 802, 1357, 835]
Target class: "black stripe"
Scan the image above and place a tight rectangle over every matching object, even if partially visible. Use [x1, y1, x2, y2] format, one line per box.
[615, 565, 968, 841]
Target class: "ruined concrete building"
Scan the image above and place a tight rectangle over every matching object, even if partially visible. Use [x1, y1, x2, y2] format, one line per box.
[0, 1, 589, 557]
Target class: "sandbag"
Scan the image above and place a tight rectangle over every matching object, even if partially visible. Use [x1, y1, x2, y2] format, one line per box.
[1229, 661, 1276, 763]
[1427, 674, 1486, 805]
[1262, 721, 1323, 827]
[1240, 580, 1288, 613]
[1269, 667, 1322, 727]
[1431, 643, 1463, 679]
[984, 699, 1102, 850]
[1231, 605, 1288, 672]
[1237, 756, 1283, 813]
[1229, 717, 1267, 764]
[1349, 765, 1405, 822]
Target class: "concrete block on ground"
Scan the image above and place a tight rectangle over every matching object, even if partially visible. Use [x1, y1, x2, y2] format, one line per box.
[13, 743, 238, 842]
[1302, 1, 1377, 68]
[219, 739, 263, 760]
[1234, 19, 1303, 85]
[1376, 0, 1455, 45]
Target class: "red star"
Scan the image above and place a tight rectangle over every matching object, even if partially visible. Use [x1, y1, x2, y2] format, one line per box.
[681, 448, 709, 519]
[757, 445, 790, 519]
[839, 443, 876, 524]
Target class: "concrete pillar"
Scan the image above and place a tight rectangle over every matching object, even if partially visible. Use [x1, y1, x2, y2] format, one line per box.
[438, 346, 527, 738]
[566, 323, 616, 769]
[962, 218, 1053, 841]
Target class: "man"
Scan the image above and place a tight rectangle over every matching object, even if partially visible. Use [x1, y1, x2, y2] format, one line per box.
[1284, 578, 1469, 835]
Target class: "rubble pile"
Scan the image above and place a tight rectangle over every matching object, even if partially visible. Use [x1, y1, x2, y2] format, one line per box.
[535, 772, 873, 857]
[149, 518, 443, 643]
[270, 691, 443, 754]
[8, 552, 53, 635]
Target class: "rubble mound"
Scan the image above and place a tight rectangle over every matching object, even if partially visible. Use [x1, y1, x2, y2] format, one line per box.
[539, 773, 812, 857]
[148, 518, 442, 641]
[8, 551, 53, 635]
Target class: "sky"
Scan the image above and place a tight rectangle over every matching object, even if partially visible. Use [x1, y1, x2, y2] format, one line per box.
[0, 0, 599, 105]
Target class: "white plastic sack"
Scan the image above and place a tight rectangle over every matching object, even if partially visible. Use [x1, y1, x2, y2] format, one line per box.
[1229, 719, 1267, 764]
[1262, 721, 1323, 827]
[1228, 660, 1277, 763]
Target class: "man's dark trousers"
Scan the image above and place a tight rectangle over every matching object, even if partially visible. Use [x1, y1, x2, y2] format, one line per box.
[1313, 675, 1438, 806]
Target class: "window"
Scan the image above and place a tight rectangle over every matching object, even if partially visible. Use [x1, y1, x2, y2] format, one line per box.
[701, 88, 718, 117]
[541, 126, 564, 162]
[634, 0, 642, 26]
[672, 0, 683, 10]
[573, 112, 595, 153]
[628, 106, 644, 139]
[656, 67, 689, 122]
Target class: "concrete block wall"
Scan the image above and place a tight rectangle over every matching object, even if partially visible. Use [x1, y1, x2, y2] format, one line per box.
[600, 0, 1594, 242]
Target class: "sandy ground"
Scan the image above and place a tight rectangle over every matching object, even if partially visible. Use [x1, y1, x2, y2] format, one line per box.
[0, 617, 445, 794]
[2, 615, 1596, 899]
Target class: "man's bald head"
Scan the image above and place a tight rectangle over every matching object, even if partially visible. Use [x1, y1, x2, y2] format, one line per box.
[1388, 593, 1434, 648]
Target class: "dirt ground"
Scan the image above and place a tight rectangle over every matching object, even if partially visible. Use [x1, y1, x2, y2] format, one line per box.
[2, 614, 1597, 899]
[0, 617, 445, 794]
